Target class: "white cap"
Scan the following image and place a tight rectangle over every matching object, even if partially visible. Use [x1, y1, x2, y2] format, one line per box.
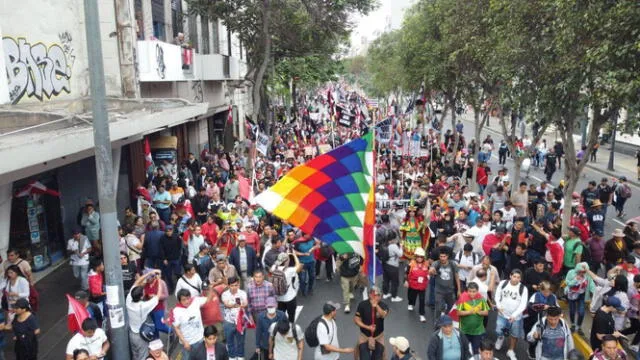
[148, 339, 163, 351]
[414, 248, 426, 257]
[389, 337, 410, 352]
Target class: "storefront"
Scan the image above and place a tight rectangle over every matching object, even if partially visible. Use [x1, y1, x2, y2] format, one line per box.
[9, 174, 65, 272]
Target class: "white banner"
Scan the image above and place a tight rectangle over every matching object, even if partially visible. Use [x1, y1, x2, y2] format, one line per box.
[257, 133, 270, 155]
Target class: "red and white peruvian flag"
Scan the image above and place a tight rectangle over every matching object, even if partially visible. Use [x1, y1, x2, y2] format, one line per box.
[227, 105, 233, 124]
[66, 294, 90, 334]
[15, 181, 60, 198]
[144, 137, 154, 175]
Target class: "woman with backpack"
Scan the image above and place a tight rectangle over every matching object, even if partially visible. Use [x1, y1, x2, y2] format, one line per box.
[272, 252, 302, 323]
[564, 263, 595, 336]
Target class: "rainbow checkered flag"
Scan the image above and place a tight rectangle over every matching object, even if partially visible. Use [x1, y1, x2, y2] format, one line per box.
[255, 133, 375, 260]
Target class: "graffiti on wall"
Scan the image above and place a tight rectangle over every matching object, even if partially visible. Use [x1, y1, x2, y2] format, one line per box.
[191, 80, 203, 103]
[58, 32, 76, 70]
[3, 36, 74, 104]
[155, 44, 165, 79]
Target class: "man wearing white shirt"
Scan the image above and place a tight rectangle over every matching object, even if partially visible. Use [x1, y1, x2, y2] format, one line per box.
[65, 318, 109, 360]
[499, 201, 518, 229]
[126, 270, 161, 360]
[463, 218, 491, 255]
[68, 228, 92, 291]
[171, 287, 216, 360]
[315, 302, 354, 360]
[494, 269, 528, 360]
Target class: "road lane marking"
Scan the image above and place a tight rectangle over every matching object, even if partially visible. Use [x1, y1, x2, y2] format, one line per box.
[613, 218, 626, 226]
[295, 305, 303, 322]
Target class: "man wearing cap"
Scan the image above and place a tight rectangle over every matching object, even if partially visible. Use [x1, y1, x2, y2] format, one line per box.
[604, 229, 628, 271]
[255, 297, 286, 359]
[74, 290, 104, 328]
[230, 234, 258, 287]
[614, 176, 632, 218]
[68, 228, 92, 290]
[562, 227, 584, 274]
[315, 301, 354, 360]
[160, 225, 182, 292]
[427, 315, 471, 360]
[353, 286, 389, 359]
[147, 338, 169, 359]
[591, 296, 626, 351]
[389, 336, 415, 360]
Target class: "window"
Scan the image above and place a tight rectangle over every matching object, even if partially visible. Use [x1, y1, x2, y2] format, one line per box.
[171, 0, 183, 39]
[151, 0, 166, 41]
[189, 14, 199, 52]
[201, 15, 210, 54]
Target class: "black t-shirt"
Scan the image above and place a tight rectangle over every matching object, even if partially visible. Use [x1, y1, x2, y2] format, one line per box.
[581, 188, 599, 207]
[597, 185, 613, 203]
[530, 230, 548, 255]
[355, 300, 389, 337]
[523, 268, 551, 295]
[121, 262, 138, 292]
[340, 253, 362, 278]
[590, 308, 615, 350]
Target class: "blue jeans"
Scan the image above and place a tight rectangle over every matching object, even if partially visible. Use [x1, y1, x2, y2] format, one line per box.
[151, 309, 171, 337]
[180, 340, 203, 360]
[223, 321, 245, 358]
[568, 293, 586, 327]
[156, 207, 171, 224]
[299, 261, 316, 296]
[466, 334, 484, 354]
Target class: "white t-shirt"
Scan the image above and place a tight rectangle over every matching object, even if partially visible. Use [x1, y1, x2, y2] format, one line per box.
[126, 290, 159, 333]
[175, 274, 203, 298]
[495, 280, 528, 319]
[463, 225, 490, 255]
[221, 289, 248, 323]
[67, 237, 91, 266]
[66, 328, 108, 358]
[269, 322, 303, 360]
[274, 266, 299, 303]
[125, 234, 142, 261]
[314, 317, 339, 360]
[499, 207, 517, 227]
[455, 252, 479, 281]
[172, 296, 208, 345]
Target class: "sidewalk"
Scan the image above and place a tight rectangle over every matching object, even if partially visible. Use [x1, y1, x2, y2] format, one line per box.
[456, 113, 640, 187]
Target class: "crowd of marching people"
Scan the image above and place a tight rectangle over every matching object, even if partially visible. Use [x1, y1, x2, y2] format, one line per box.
[5, 84, 637, 360]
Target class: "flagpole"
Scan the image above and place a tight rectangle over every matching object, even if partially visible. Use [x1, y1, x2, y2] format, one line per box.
[372, 117, 377, 287]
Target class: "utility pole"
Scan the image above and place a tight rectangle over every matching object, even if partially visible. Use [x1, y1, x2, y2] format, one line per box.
[608, 111, 619, 172]
[83, 0, 130, 357]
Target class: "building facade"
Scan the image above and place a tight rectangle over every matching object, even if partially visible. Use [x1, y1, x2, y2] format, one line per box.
[0, 0, 252, 275]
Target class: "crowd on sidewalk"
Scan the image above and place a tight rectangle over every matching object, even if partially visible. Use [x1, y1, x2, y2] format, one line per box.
[5, 85, 640, 360]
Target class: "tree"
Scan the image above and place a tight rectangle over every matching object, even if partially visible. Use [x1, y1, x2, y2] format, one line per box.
[187, 0, 376, 127]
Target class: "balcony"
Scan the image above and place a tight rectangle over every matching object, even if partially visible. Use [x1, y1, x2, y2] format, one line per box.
[137, 40, 247, 82]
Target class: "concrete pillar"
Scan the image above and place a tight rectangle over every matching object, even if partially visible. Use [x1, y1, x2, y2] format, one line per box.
[112, 146, 122, 193]
[163, 0, 173, 42]
[141, 0, 153, 40]
[0, 183, 13, 265]
[114, 0, 141, 98]
[0, 25, 10, 104]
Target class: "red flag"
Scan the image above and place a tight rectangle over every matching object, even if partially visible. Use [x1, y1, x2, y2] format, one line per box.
[15, 181, 60, 198]
[236, 307, 255, 334]
[66, 294, 89, 334]
[144, 138, 154, 175]
[227, 105, 233, 124]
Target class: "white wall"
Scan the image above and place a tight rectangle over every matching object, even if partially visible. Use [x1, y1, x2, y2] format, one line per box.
[0, 0, 122, 105]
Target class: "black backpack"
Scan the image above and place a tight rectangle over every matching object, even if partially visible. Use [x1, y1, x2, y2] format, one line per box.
[499, 280, 525, 300]
[378, 242, 390, 263]
[304, 316, 330, 347]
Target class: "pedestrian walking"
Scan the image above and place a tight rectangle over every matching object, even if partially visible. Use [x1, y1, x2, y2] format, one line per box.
[426, 315, 471, 360]
[67, 228, 91, 291]
[338, 251, 363, 314]
[268, 318, 304, 360]
[494, 269, 528, 360]
[526, 306, 575, 360]
[65, 318, 109, 360]
[11, 298, 39, 360]
[312, 301, 354, 360]
[221, 277, 249, 360]
[190, 326, 229, 360]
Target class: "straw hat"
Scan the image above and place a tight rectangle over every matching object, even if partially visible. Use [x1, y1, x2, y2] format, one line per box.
[612, 229, 625, 238]
[591, 199, 603, 208]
